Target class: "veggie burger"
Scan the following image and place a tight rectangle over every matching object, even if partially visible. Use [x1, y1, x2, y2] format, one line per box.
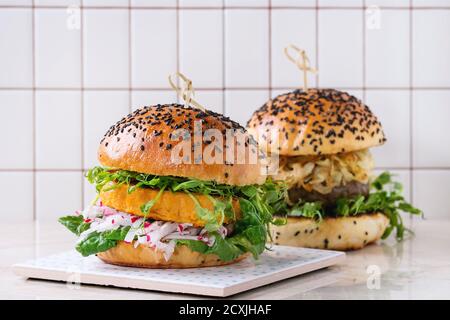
[59, 104, 281, 268]
[247, 89, 421, 250]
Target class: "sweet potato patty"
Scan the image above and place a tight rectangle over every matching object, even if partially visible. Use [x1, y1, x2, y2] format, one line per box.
[99, 184, 241, 227]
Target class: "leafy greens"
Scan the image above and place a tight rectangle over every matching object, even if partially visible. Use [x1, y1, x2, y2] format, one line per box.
[59, 215, 131, 257]
[59, 166, 285, 260]
[283, 172, 422, 240]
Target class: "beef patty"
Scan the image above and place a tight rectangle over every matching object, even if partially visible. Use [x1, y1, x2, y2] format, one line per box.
[288, 181, 369, 208]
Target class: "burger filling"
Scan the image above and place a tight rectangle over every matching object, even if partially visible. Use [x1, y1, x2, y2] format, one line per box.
[287, 181, 369, 208]
[276, 149, 374, 195]
[59, 166, 284, 262]
[61, 203, 227, 261]
[275, 150, 422, 240]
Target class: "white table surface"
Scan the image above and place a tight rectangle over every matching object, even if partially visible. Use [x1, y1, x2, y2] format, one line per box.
[2, 218, 450, 299]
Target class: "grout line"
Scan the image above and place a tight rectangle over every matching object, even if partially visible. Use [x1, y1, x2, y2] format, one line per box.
[409, 0, 414, 207]
[128, 0, 132, 112]
[362, 167, 450, 171]
[176, 0, 180, 104]
[80, 0, 85, 208]
[31, 1, 36, 222]
[3, 5, 450, 10]
[222, 0, 226, 115]
[268, 0, 272, 99]
[3, 167, 450, 173]
[0, 169, 90, 172]
[31, 0, 38, 260]
[1, 86, 449, 91]
[362, 0, 366, 104]
[408, 0, 414, 277]
[315, 0, 319, 87]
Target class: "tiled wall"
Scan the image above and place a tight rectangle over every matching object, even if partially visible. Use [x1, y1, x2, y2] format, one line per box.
[1, 0, 449, 223]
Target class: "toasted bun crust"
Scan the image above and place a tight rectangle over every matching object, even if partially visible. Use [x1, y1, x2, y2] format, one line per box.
[100, 183, 240, 227]
[270, 213, 389, 250]
[247, 89, 386, 156]
[97, 241, 249, 268]
[99, 104, 265, 186]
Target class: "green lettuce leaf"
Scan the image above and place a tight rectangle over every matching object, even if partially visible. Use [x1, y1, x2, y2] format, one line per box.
[76, 232, 117, 257]
[75, 226, 131, 257]
[58, 215, 90, 236]
[288, 201, 323, 221]
[177, 233, 245, 262]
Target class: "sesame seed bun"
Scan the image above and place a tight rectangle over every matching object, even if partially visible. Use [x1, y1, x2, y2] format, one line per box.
[97, 242, 249, 269]
[270, 213, 389, 250]
[98, 104, 265, 186]
[247, 89, 386, 156]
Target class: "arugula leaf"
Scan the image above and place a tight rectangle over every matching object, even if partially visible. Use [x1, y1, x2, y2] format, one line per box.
[398, 202, 422, 215]
[233, 225, 266, 256]
[76, 232, 117, 257]
[178, 224, 267, 262]
[240, 185, 258, 198]
[237, 198, 261, 226]
[289, 202, 323, 221]
[207, 235, 243, 261]
[177, 228, 264, 262]
[172, 180, 205, 191]
[184, 192, 222, 233]
[103, 226, 131, 240]
[223, 197, 236, 220]
[58, 215, 90, 236]
[372, 171, 391, 190]
[127, 182, 144, 194]
[75, 226, 131, 257]
[140, 185, 166, 215]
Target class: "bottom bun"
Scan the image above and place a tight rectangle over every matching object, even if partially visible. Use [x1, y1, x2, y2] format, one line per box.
[270, 213, 389, 251]
[97, 241, 249, 268]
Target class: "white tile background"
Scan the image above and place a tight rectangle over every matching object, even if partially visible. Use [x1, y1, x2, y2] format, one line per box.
[0, 0, 449, 222]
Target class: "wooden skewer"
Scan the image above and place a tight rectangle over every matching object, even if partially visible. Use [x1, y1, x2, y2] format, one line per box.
[168, 72, 205, 111]
[284, 44, 317, 91]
